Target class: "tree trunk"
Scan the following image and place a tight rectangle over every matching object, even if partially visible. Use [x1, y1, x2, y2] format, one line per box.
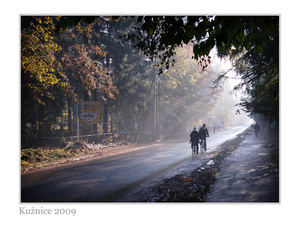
[67, 98, 73, 134]
[103, 101, 108, 134]
[102, 55, 110, 134]
[92, 89, 98, 134]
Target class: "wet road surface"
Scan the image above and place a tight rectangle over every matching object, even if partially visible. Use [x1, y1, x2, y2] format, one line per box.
[21, 124, 251, 202]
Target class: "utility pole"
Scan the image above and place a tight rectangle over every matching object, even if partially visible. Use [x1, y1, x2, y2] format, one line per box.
[77, 105, 79, 141]
[153, 75, 159, 140]
[74, 102, 82, 142]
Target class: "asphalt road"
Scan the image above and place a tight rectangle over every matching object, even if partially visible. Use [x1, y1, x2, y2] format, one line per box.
[21, 123, 251, 202]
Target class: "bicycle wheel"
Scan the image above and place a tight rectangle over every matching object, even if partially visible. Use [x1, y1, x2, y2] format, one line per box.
[192, 145, 197, 157]
[200, 142, 204, 154]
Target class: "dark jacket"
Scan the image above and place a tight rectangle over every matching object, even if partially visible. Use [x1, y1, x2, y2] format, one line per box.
[190, 130, 200, 142]
[199, 126, 209, 138]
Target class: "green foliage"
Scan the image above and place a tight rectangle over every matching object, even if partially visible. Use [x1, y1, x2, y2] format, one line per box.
[21, 16, 121, 140]
[21, 15, 279, 149]
[233, 31, 279, 121]
[21, 147, 77, 171]
[126, 16, 279, 75]
[159, 43, 221, 127]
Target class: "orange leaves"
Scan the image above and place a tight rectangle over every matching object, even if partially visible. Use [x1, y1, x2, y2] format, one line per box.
[60, 42, 118, 101]
[183, 176, 192, 182]
[91, 45, 107, 57]
[21, 16, 117, 106]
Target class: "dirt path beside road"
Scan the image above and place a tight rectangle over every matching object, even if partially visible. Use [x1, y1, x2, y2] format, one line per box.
[206, 129, 279, 202]
[126, 127, 279, 202]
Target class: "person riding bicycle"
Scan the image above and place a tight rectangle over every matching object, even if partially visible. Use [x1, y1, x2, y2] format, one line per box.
[190, 127, 200, 154]
[199, 124, 209, 151]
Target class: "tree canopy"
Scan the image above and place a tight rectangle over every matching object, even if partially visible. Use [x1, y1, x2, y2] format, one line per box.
[125, 16, 278, 72]
[125, 16, 279, 122]
[21, 15, 279, 147]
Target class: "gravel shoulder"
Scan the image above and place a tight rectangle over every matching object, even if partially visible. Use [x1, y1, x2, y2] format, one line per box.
[21, 140, 168, 174]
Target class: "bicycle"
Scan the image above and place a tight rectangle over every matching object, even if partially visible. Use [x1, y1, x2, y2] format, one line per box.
[200, 140, 205, 154]
[191, 141, 198, 157]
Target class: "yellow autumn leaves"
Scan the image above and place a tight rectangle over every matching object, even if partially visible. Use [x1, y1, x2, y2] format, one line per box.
[21, 17, 64, 104]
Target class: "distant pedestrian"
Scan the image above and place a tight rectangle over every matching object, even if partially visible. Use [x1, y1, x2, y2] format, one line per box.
[254, 122, 261, 137]
[199, 124, 209, 150]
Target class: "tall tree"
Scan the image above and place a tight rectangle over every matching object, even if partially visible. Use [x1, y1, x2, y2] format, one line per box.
[21, 16, 63, 105]
[159, 43, 221, 130]
[233, 34, 279, 121]
[21, 16, 119, 138]
[125, 16, 279, 121]
[58, 18, 119, 102]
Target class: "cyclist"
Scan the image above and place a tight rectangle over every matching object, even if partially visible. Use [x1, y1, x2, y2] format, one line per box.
[190, 127, 200, 154]
[199, 124, 209, 151]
